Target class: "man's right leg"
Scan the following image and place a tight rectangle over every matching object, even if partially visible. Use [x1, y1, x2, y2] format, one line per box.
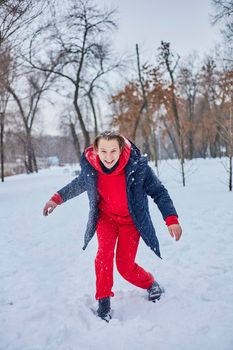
[95, 213, 118, 300]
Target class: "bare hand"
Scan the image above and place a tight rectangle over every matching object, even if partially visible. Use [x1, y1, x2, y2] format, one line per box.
[43, 201, 57, 216]
[168, 224, 182, 241]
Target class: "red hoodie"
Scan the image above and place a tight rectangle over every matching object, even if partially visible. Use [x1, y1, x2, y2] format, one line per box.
[85, 139, 134, 224]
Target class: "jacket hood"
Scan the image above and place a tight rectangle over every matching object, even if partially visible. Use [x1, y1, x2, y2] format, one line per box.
[85, 137, 132, 175]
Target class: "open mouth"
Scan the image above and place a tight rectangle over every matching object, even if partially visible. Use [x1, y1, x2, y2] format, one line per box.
[104, 160, 115, 166]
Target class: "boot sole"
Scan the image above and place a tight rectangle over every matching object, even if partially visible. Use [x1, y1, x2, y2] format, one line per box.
[90, 308, 112, 322]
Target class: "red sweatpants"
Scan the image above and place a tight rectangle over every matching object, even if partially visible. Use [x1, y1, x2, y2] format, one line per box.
[95, 212, 154, 300]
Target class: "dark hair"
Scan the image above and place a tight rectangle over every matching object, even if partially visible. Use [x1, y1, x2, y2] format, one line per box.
[93, 131, 126, 150]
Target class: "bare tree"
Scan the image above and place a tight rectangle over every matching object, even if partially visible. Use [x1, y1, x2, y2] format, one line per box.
[132, 44, 148, 141]
[82, 40, 123, 138]
[28, 0, 117, 158]
[7, 69, 54, 173]
[0, 0, 46, 46]
[0, 45, 12, 181]
[199, 56, 231, 158]
[132, 45, 152, 160]
[178, 54, 200, 159]
[159, 41, 186, 186]
[0, 0, 33, 181]
[0, 0, 48, 179]
[217, 95, 233, 190]
[129, 44, 159, 162]
[211, 0, 233, 44]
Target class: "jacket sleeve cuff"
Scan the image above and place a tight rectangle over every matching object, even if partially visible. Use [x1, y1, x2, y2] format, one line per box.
[50, 193, 63, 205]
[165, 215, 179, 226]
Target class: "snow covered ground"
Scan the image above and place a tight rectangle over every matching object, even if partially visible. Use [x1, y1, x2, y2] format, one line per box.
[1, 158, 233, 350]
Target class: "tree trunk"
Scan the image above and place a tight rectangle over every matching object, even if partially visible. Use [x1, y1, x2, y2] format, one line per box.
[161, 116, 180, 157]
[160, 41, 186, 185]
[73, 98, 90, 149]
[187, 101, 194, 160]
[132, 100, 147, 142]
[181, 157, 185, 186]
[171, 86, 185, 163]
[87, 92, 98, 137]
[228, 101, 233, 191]
[151, 130, 158, 167]
[32, 147, 38, 173]
[25, 129, 37, 173]
[70, 122, 81, 161]
[229, 155, 232, 191]
[188, 130, 194, 159]
[132, 44, 151, 146]
[169, 73, 186, 185]
[0, 112, 4, 182]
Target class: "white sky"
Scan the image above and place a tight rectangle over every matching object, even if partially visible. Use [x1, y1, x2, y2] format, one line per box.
[102, 0, 222, 58]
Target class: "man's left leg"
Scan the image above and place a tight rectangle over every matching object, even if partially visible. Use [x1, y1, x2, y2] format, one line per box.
[115, 223, 154, 289]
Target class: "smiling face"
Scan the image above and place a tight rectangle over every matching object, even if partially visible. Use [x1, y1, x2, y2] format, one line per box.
[96, 138, 121, 169]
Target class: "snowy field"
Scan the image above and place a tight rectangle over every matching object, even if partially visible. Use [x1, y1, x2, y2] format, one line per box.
[1, 158, 233, 350]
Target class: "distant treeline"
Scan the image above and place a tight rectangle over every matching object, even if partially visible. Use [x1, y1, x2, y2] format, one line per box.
[0, 0, 232, 187]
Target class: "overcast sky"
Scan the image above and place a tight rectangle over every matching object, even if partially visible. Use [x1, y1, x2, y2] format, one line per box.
[100, 0, 222, 58]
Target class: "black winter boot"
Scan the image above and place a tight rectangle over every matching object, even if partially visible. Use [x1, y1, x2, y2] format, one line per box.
[97, 297, 111, 322]
[147, 281, 165, 302]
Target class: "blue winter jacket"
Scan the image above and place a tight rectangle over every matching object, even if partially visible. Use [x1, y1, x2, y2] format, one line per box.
[57, 143, 178, 258]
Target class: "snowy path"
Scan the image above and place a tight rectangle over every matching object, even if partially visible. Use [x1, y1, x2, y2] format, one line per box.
[0, 159, 233, 350]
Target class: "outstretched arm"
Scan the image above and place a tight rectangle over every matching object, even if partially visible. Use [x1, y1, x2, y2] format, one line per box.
[144, 165, 182, 241]
[56, 172, 86, 202]
[43, 172, 86, 216]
